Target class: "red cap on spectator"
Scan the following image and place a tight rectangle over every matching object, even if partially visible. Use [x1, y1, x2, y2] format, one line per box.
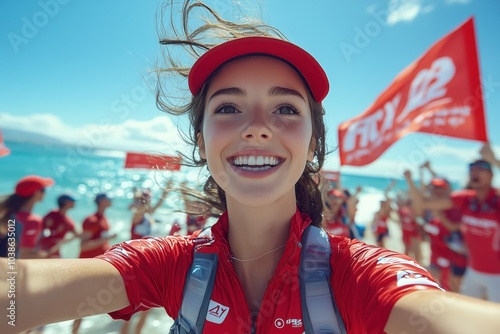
[429, 178, 450, 189]
[327, 189, 345, 199]
[15, 175, 54, 197]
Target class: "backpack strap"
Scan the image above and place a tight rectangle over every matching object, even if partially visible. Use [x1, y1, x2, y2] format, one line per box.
[170, 227, 218, 334]
[300, 225, 347, 334]
[170, 224, 346, 334]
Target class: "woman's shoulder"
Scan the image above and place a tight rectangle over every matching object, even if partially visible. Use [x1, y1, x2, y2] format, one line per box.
[328, 235, 398, 264]
[100, 235, 199, 268]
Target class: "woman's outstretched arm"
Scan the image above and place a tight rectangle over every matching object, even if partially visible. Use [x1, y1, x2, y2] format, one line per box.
[385, 290, 500, 334]
[0, 258, 129, 334]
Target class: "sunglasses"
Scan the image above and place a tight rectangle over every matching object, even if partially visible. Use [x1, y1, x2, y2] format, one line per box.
[469, 161, 492, 171]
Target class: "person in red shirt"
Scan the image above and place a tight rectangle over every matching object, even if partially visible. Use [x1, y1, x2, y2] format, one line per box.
[78, 193, 116, 259]
[395, 196, 422, 264]
[2, 3, 500, 333]
[372, 199, 392, 248]
[38, 194, 80, 258]
[73, 193, 116, 334]
[129, 184, 170, 240]
[0, 175, 54, 259]
[405, 154, 500, 302]
[322, 188, 350, 238]
[179, 182, 212, 236]
[120, 185, 170, 334]
[410, 175, 466, 291]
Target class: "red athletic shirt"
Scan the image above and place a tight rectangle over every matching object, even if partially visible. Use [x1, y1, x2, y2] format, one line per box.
[79, 213, 110, 258]
[423, 218, 450, 268]
[422, 209, 466, 269]
[451, 188, 500, 274]
[374, 215, 389, 236]
[98, 209, 442, 334]
[398, 207, 419, 240]
[38, 210, 76, 256]
[16, 212, 43, 249]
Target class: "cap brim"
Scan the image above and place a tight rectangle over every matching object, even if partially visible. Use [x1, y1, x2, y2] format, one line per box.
[42, 178, 55, 187]
[188, 36, 329, 103]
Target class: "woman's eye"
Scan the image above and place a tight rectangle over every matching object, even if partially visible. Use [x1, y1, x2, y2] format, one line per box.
[215, 104, 238, 114]
[276, 105, 299, 115]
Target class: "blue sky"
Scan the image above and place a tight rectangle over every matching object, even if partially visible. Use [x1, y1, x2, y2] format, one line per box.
[1, 0, 499, 183]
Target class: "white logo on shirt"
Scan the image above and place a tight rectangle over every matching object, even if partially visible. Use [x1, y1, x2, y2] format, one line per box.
[274, 318, 303, 329]
[286, 318, 303, 328]
[396, 270, 444, 290]
[377, 256, 426, 271]
[462, 215, 498, 230]
[206, 300, 229, 324]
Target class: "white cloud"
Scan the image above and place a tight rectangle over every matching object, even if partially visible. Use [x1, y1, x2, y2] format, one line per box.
[386, 0, 434, 25]
[0, 112, 187, 154]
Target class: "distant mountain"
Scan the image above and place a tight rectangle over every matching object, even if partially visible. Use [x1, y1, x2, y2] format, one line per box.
[2, 128, 65, 145]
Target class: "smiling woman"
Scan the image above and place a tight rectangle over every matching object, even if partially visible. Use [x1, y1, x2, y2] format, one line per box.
[1, 1, 500, 334]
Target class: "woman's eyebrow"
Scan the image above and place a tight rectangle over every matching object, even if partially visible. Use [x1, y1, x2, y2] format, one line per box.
[208, 86, 305, 101]
[208, 87, 245, 101]
[269, 86, 305, 101]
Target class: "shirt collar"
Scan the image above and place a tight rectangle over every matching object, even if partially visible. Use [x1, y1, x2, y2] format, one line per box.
[209, 207, 313, 255]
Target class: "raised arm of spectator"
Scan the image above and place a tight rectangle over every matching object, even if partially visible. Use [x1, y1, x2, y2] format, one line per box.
[150, 179, 173, 214]
[422, 160, 438, 178]
[345, 186, 361, 223]
[384, 180, 397, 205]
[404, 170, 453, 212]
[480, 142, 500, 168]
[418, 163, 426, 192]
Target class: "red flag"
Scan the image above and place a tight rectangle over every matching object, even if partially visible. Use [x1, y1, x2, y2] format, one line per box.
[124, 152, 181, 171]
[322, 170, 340, 182]
[0, 130, 10, 157]
[338, 17, 487, 166]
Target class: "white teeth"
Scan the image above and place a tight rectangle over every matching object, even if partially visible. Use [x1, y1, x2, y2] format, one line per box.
[232, 155, 280, 167]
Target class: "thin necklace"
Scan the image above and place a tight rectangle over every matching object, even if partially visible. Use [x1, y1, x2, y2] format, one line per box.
[231, 244, 286, 262]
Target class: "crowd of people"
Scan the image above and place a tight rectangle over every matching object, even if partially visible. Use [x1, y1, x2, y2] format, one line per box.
[0, 175, 209, 334]
[344, 143, 499, 302]
[1, 0, 500, 333]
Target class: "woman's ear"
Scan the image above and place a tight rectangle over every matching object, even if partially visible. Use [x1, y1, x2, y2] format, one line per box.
[197, 132, 206, 160]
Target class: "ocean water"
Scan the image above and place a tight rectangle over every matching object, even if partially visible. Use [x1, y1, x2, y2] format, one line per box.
[0, 141, 410, 239]
[0, 140, 415, 333]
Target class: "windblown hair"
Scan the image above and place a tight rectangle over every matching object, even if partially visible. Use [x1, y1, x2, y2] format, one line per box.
[155, 0, 327, 226]
[0, 194, 31, 235]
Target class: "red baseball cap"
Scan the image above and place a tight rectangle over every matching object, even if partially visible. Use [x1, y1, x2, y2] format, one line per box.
[188, 36, 329, 103]
[429, 177, 450, 189]
[15, 175, 55, 197]
[327, 189, 345, 199]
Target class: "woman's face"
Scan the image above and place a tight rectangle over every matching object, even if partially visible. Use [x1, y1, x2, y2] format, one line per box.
[200, 56, 314, 207]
